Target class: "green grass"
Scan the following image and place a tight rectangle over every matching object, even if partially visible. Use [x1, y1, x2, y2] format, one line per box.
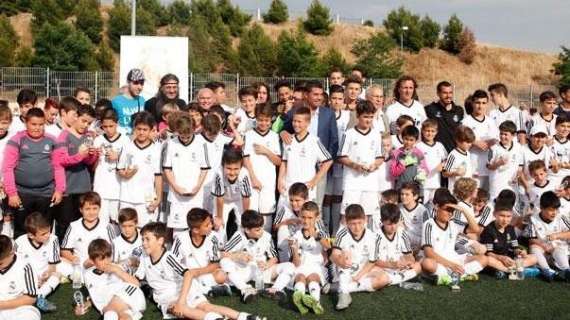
[44, 276, 570, 320]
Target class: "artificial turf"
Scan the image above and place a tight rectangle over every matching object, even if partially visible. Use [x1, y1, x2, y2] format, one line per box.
[42, 275, 570, 320]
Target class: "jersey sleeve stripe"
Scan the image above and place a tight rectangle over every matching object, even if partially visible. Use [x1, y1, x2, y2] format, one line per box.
[317, 140, 332, 161]
[423, 223, 432, 247]
[61, 226, 72, 248]
[223, 234, 242, 252]
[166, 256, 186, 276]
[24, 264, 37, 296]
[444, 154, 455, 171]
[172, 238, 182, 256]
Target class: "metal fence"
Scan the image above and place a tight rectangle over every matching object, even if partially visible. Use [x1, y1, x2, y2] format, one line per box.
[0, 68, 556, 110]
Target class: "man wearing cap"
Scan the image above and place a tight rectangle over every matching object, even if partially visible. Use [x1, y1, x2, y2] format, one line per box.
[112, 68, 146, 132]
[521, 125, 556, 185]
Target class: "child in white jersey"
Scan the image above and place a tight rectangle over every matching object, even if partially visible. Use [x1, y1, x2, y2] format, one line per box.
[399, 182, 429, 252]
[487, 120, 524, 200]
[443, 125, 476, 192]
[112, 208, 142, 274]
[550, 116, 570, 186]
[417, 119, 447, 203]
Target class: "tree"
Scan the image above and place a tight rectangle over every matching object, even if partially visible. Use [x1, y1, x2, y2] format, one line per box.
[107, 0, 130, 52]
[382, 7, 424, 52]
[138, 0, 168, 26]
[320, 48, 349, 76]
[167, 0, 191, 25]
[95, 41, 115, 71]
[276, 30, 322, 76]
[55, 0, 75, 17]
[30, 0, 65, 30]
[75, 0, 103, 44]
[351, 32, 403, 79]
[0, 15, 19, 66]
[458, 27, 476, 64]
[32, 21, 97, 71]
[363, 20, 374, 27]
[136, 8, 156, 36]
[237, 24, 276, 76]
[263, 0, 288, 24]
[303, 0, 333, 36]
[441, 14, 464, 54]
[553, 46, 570, 87]
[217, 0, 251, 37]
[187, 15, 218, 72]
[0, 2, 22, 16]
[15, 46, 34, 67]
[420, 15, 440, 48]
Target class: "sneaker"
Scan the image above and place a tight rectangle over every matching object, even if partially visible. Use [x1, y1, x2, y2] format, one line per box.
[541, 269, 557, 282]
[322, 282, 339, 294]
[241, 287, 257, 304]
[263, 289, 287, 304]
[460, 274, 479, 282]
[36, 295, 57, 312]
[293, 291, 309, 315]
[59, 275, 70, 284]
[335, 292, 352, 311]
[208, 284, 232, 297]
[523, 267, 540, 279]
[495, 271, 507, 280]
[436, 274, 452, 286]
[246, 315, 267, 320]
[302, 294, 324, 315]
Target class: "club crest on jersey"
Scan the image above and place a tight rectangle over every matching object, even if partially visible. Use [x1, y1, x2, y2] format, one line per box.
[453, 115, 459, 122]
[145, 155, 152, 164]
[191, 152, 196, 161]
[44, 144, 51, 152]
[174, 153, 179, 158]
[9, 281, 16, 292]
[435, 111, 442, 118]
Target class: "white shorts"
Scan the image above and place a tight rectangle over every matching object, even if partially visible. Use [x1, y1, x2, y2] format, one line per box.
[295, 263, 327, 285]
[213, 201, 243, 243]
[0, 306, 40, 320]
[112, 284, 146, 319]
[120, 201, 158, 228]
[250, 185, 276, 214]
[342, 191, 381, 216]
[168, 197, 203, 229]
[159, 290, 208, 319]
[100, 199, 120, 223]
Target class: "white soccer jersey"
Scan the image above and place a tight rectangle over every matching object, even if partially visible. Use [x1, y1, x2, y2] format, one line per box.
[528, 113, 557, 137]
[489, 105, 526, 136]
[0, 254, 37, 301]
[282, 133, 332, 190]
[61, 218, 117, 264]
[376, 228, 412, 262]
[372, 111, 386, 134]
[487, 142, 524, 199]
[527, 181, 557, 214]
[8, 116, 25, 137]
[211, 169, 252, 204]
[444, 148, 473, 191]
[235, 108, 257, 135]
[400, 203, 429, 240]
[84, 267, 141, 312]
[550, 136, 570, 183]
[202, 133, 234, 184]
[291, 228, 327, 266]
[224, 230, 278, 265]
[462, 114, 499, 177]
[385, 100, 426, 135]
[421, 218, 464, 260]
[334, 227, 380, 273]
[117, 141, 162, 204]
[475, 204, 494, 227]
[417, 141, 447, 189]
[45, 123, 64, 138]
[243, 129, 281, 184]
[172, 232, 221, 269]
[330, 110, 351, 180]
[391, 135, 403, 150]
[560, 197, 570, 220]
[163, 135, 210, 203]
[273, 202, 297, 226]
[134, 250, 188, 305]
[14, 234, 60, 274]
[338, 127, 383, 192]
[93, 133, 130, 200]
[526, 214, 570, 248]
[452, 201, 487, 229]
[521, 145, 553, 178]
[112, 233, 143, 264]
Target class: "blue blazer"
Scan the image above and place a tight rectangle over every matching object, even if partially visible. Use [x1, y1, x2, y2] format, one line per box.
[283, 105, 339, 158]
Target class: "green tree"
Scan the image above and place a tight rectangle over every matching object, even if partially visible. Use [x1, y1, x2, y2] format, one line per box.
[363, 20, 374, 27]
[0, 2, 21, 16]
[303, 0, 333, 36]
[554, 46, 570, 87]
[30, 0, 65, 30]
[382, 6, 424, 52]
[276, 30, 322, 76]
[420, 15, 440, 48]
[238, 24, 276, 76]
[458, 27, 476, 64]
[138, 0, 168, 26]
[441, 14, 464, 54]
[107, 0, 130, 52]
[75, 0, 103, 44]
[320, 48, 349, 76]
[167, 0, 191, 25]
[32, 21, 97, 71]
[95, 41, 115, 71]
[55, 0, 75, 17]
[136, 8, 156, 36]
[187, 15, 218, 72]
[0, 15, 19, 66]
[217, 0, 251, 37]
[15, 46, 34, 67]
[263, 0, 288, 24]
[351, 32, 403, 78]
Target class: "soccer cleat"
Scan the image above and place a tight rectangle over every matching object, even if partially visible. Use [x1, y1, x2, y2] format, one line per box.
[335, 292, 352, 311]
[460, 274, 479, 282]
[246, 315, 267, 320]
[302, 293, 324, 315]
[436, 274, 452, 286]
[263, 289, 287, 304]
[241, 287, 257, 304]
[36, 295, 57, 312]
[523, 267, 540, 279]
[541, 269, 557, 282]
[495, 271, 507, 280]
[293, 291, 309, 315]
[208, 284, 232, 297]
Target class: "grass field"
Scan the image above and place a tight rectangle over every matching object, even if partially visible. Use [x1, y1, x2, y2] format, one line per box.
[43, 275, 570, 320]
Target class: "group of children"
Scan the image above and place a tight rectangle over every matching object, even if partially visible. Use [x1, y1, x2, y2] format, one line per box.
[0, 77, 569, 319]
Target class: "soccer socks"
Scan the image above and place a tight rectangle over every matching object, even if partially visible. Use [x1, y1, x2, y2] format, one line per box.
[530, 246, 553, 272]
[38, 275, 61, 297]
[435, 264, 449, 277]
[220, 258, 251, 291]
[308, 281, 321, 301]
[463, 261, 483, 275]
[389, 269, 418, 285]
[552, 247, 570, 270]
[103, 311, 119, 320]
[357, 277, 374, 292]
[294, 282, 306, 293]
[272, 262, 295, 291]
[205, 312, 224, 320]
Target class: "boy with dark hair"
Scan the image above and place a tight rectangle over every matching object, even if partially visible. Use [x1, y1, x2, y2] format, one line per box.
[528, 90, 558, 141]
[525, 191, 570, 281]
[136, 222, 264, 319]
[46, 96, 79, 137]
[0, 234, 40, 320]
[399, 182, 429, 251]
[417, 119, 448, 204]
[390, 125, 428, 195]
[488, 83, 527, 144]
[172, 208, 230, 297]
[221, 210, 295, 304]
[521, 125, 555, 188]
[328, 67, 345, 87]
[443, 125, 476, 192]
[550, 115, 570, 186]
[112, 208, 142, 273]
[235, 86, 258, 135]
[555, 85, 570, 119]
[10, 88, 38, 134]
[73, 87, 91, 106]
[527, 160, 557, 214]
[343, 76, 363, 111]
[487, 120, 524, 200]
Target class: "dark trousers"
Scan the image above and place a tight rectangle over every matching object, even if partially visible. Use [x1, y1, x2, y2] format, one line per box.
[54, 194, 83, 242]
[13, 193, 53, 239]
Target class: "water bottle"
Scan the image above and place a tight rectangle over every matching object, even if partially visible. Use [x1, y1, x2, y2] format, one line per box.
[72, 262, 82, 289]
[253, 262, 264, 292]
[399, 282, 424, 291]
[516, 255, 525, 280]
[73, 290, 86, 315]
[450, 272, 460, 292]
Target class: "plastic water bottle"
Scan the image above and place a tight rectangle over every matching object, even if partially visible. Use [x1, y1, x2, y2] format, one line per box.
[399, 282, 424, 291]
[516, 255, 525, 280]
[253, 262, 264, 292]
[73, 290, 86, 315]
[450, 272, 460, 292]
[72, 262, 82, 289]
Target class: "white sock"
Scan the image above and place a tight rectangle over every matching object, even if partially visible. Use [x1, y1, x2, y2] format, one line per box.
[308, 281, 321, 301]
[435, 264, 449, 277]
[205, 312, 224, 320]
[389, 269, 418, 285]
[237, 313, 251, 320]
[294, 282, 306, 293]
[357, 277, 374, 292]
[103, 311, 119, 320]
[464, 261, 483, 275]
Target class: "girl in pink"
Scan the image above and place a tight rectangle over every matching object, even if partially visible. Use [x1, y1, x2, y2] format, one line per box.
[390, 126, 429, 197]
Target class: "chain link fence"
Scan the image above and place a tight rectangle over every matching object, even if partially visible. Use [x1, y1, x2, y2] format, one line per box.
[0, 67, 556, 111]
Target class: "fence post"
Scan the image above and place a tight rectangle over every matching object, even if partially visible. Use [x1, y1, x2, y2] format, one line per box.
[189, 72, 193, 102]
[46, 68, 50, 98]
[236, 73, 240, 105]
[94, 71, 99, 102]
[529, 84, 534, 109]
[0, 68, 3, 98]
[257, 8, 261, 21]
[336, 14, 340, 24]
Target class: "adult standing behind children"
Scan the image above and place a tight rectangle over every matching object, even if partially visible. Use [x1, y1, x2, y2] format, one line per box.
[425, 81, 465, 152]
[385, 75, 426, 135]
[144, 73, 186, 122]
[112, 68, 146, 133]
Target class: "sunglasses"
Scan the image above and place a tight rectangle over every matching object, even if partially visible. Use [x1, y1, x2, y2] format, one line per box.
[131, 80, 145, 85]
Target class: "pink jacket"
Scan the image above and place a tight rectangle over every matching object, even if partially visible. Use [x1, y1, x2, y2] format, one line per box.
[389, 146, 429, 178]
